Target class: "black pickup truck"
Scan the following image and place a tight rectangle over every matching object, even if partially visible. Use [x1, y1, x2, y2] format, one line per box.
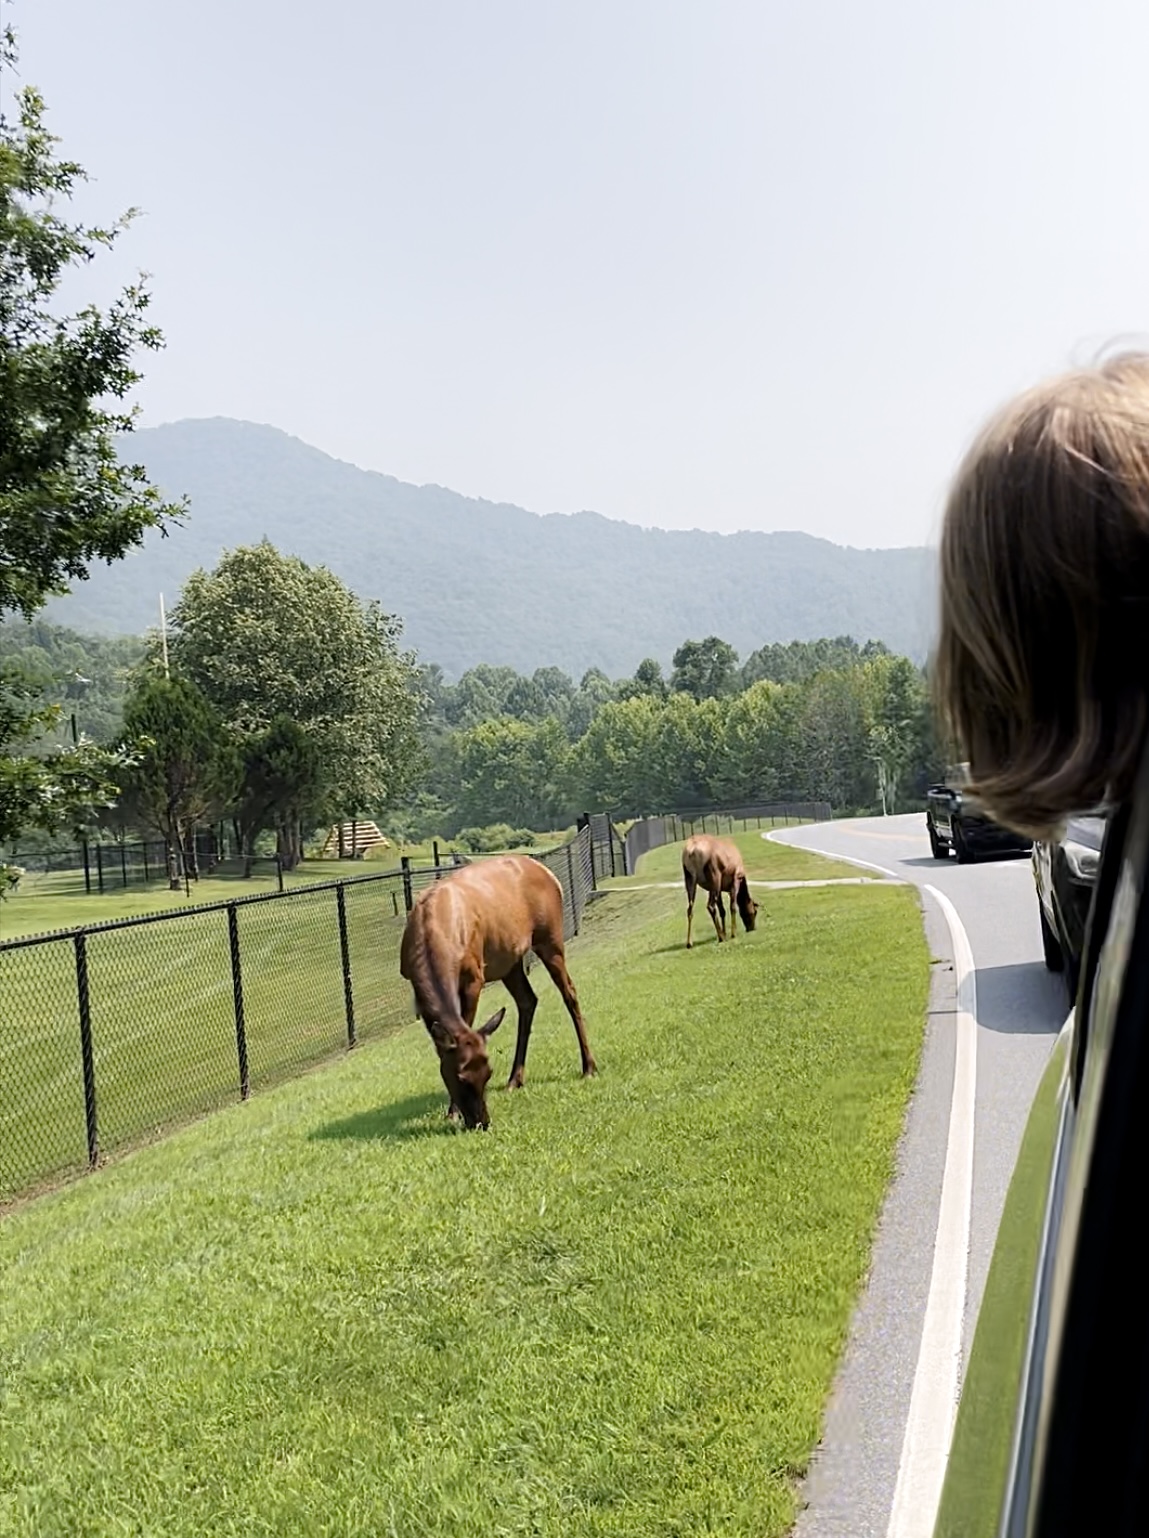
[926, 762, 1033, 862]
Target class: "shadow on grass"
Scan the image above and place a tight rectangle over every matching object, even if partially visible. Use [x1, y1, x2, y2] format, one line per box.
[308, 1091, 451, 1144]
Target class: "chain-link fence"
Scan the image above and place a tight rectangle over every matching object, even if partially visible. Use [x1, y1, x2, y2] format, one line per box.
[5, 832, 232, 897]
[622, 801, 833, 874]
[0, 825, 606, 1204]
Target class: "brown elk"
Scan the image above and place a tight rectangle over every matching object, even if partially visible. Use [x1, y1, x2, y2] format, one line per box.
[399, 855, 596, 1129]
[682, 834, 759, 948]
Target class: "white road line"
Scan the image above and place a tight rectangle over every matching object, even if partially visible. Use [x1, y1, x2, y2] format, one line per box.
[885, 883, 976, 1538]
[768, 830, 978, 1538]
[763, 829, 903, 882]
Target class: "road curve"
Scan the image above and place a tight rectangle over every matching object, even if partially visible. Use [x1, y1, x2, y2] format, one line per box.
[779, 813, 1067, 1538]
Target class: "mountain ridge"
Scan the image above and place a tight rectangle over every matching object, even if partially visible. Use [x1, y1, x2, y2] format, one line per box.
[43, 418, 937, 677]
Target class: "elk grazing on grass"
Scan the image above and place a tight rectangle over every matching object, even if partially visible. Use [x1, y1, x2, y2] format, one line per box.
[682, 834, 759, 948]
[399, 856, 596, 1129]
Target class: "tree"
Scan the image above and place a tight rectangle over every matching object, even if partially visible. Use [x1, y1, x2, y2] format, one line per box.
[569, 695, 662, 814]
[1, 663, 123, 851]
[443, 665, 519, 728]
[670, 637, 739, 701]
[616, 657, 668, 702]
[742, 636, 873, 687]
[119, 674, 239, 881]
[0, 36, 182, 859]
[863, 654, 926, 815]
[168, 542, 424, 832]
[0, 53, 181, 617]
[451, 716, 569, 829]
[233, 715, 327, 872]
[797, 669, 873, 810]
[711, 680, 789, 803]
[566, 668, 617, 740]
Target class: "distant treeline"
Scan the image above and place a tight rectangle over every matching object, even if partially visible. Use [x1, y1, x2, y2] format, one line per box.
[2, 594, 945, 858]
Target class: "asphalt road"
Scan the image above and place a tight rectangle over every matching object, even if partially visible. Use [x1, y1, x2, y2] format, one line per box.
[780, 812, 1068, 1538]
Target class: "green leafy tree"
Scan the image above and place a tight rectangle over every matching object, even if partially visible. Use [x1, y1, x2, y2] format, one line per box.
[797, 669, 873, 810]
[710, 679, 791, 803]
[863, 654, 923, 815]
[0, 36, 181, 862]
[443, 665, 519, 728]
[742, 636, 882, 687]
[168, 542, 424, 834]
[568, 695, 663, 814]
[234, 715, 327, 871]
[119, 674, 239, 880]
[616, 657, 668, 702]
[1, 664, 124, 851]
[451, 716, 569, 829]
[670, 637, 739, 701]
[566, 668, 617, 740]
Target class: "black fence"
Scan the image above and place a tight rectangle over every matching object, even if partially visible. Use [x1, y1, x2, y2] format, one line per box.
[0, 825, 603, 1205]
[622, 801, 833, 875]
[5, 831, 228, 897]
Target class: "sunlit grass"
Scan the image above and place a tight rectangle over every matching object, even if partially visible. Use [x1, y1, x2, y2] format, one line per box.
[1, 879, 927, 1537]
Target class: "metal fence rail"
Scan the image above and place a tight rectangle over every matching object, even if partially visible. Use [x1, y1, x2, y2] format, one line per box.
[0, 826, 604, 1205]
[622, 801, 833, 874]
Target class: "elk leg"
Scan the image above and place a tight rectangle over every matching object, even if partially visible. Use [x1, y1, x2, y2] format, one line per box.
[458, 970, 483, 1027]
[535, 942, 597, 1076]
[708, 889, 726, 942]
[502, 959, 538, 1089]
[684, 870, 697, 948]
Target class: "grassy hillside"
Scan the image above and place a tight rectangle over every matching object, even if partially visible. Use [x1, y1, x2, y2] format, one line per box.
[44, 418, 937, 676]
[1, 877, 928, 1537]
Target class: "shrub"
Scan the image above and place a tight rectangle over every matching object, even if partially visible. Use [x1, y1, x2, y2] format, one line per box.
[455, 824, 537, 854]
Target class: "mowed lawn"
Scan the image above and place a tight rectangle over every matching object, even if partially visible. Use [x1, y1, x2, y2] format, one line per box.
[0, 877, 415, 1200]
[0, 874, 928, 1537]
[618, 827, 866, 887]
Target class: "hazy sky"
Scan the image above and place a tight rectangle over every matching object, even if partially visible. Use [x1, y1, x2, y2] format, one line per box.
[11, 0, 1149, 547]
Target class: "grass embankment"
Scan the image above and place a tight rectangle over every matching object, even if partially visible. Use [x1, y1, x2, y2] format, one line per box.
[616, 826, 866, 887]
[1, 864, 927, 1537]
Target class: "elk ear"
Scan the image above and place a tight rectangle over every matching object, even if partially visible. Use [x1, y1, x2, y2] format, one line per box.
[479, 1007, 506, 1039]
[427, 1019, 456, 1052]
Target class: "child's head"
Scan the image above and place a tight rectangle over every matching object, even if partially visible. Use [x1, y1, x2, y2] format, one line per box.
[936, 353, 1149, 836]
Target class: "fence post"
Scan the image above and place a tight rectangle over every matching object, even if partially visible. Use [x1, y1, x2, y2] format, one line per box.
[120, 842, 128, 889]
[433, 840, 440, 868]
[336, 884, 356, 1048]
[73, 933, 100, 1168]
[566, 841, 578, 933]
[95, 843, 105, 894]
[142, 843, 150, 884]
[227, 904, 250, 1099]
[275, 856, 284, 894]
[401, 856, 413, 912]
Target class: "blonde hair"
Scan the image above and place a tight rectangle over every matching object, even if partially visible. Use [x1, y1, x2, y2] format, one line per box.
[935, 353, 1149, 837]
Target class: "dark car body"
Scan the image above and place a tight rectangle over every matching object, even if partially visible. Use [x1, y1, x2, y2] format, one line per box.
[1033, 812, 1106, 997]
[926, 763, 1034, 862]
[932, 760, 1149, 1537]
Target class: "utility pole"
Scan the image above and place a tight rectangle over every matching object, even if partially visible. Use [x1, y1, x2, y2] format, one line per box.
[159, 594, 170, 678]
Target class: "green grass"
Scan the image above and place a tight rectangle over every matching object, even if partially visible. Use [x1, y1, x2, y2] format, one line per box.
[0, 859, 390, 940]
[0, 879, 928, 1537]
[0, 875, 416, 1200]
[2, 841, 572, 942]
[617, 827, 865, 886]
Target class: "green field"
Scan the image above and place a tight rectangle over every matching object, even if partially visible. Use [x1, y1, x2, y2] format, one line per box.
[619, 827, 864, 887]
[1, 837, 572, 943]
[0, 873, 415, 1201]
[0, 867, 928, 1537]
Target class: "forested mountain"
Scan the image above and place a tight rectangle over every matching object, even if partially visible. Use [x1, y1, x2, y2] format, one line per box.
[42, 418, 937, 675]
